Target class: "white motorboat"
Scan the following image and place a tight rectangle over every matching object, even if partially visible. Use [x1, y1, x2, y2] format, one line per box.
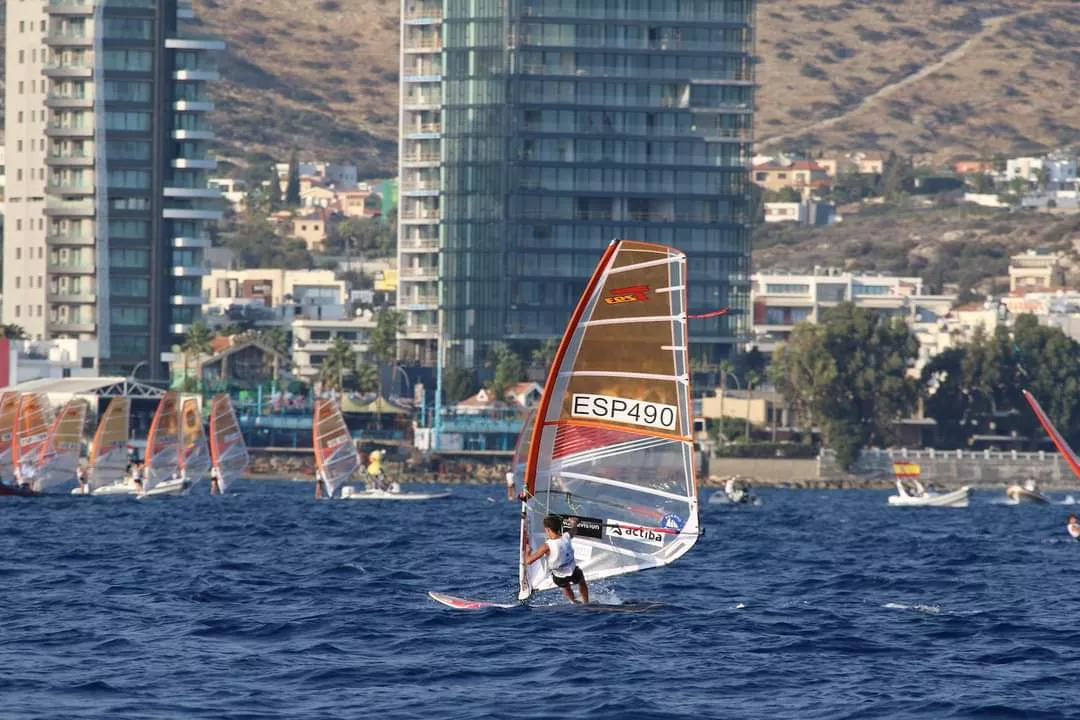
[887, 478, 970, 508]
[1005, 480, 1051, 505]
[93, 481, 139, 496]
[340, 483, 451, 501]
[139, 478, 190, 498]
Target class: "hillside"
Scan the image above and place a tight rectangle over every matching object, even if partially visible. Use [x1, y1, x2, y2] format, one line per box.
[753, 207, 1080, 294]
[189, 0, 1079, 173]
[0, 1, 1074, 174]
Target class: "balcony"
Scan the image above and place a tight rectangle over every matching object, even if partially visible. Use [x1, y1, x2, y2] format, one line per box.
[402, 93, 442, 110]
[405, 323, 438, 337]
[172, 157, 217, 170]
[402, 295, 439, 309]
[170, 294, 203, 305]
[45, 93, 93, 109]
[399, 237, 439, 252]
[47, 0, 94, 15]
[401, 179, 440, 197]
[47, 182, 94, 197]
[403, 38, 441, 53]
[48, 290, 97, 304]
[165, 37, 226, 51]
[45, 123, 94, 139]
[173, 68, 220, 82]
[45, 199, 95, 217]
[399, 208, 439, 222]
[171, 235, 212, 249]
[45, 29, 90, 46]
[171, 264, 210, 277]
[43, 62, 92, 78]
[48, 233, 95, 246]
[46, 152, 94, 167]
[49, 261, 96, 274]
[404, 122, 442, 137]
[403, 7, 442, 23]
[163, 207, 223, 221]
[169, 323, 192, 334]
[49, 319, 95, 333]
[400, 266, 438, 280]
[172, 128, 215, 141]
[164, 186, 221, 199]
[401, 152, 441, 168]
[174, 99, 215, 113]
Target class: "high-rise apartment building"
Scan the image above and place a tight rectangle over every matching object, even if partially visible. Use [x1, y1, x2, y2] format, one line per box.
[4, 0, 223, 380]
[398, 0, 754, 371]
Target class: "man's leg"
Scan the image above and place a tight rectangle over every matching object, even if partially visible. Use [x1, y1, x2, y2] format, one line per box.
[578, 580, 589, 604]
[560, 586, 578, 603]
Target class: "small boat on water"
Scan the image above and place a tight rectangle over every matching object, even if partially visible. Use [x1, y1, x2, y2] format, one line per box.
[1005, 478, 1051, 505]
[887, 462, 969, 508]
[340, 485, 452, 501]
[209, 394, 249, 494]
[708, 477, 761, 506]
[142, 392, 186, 497]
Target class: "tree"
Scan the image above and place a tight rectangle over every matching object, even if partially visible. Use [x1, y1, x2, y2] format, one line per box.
[320, 337, 355, 392]
[222, 217, 314, 270]
[716, 359, 736, 442]
[326, 217, 396, 257]
[285, 149, 301, 206]
[370, 309, 405, 369]
[181, 321, 214, 389]
[0, 324, 27, 340]
[769, 323, 837, 437]
[443, 365, 476, 404]
[765, 187, 802, 203]
[491, 342, 526, 400]
[352, 360, 380, 393]
[530, 338, 558, 374]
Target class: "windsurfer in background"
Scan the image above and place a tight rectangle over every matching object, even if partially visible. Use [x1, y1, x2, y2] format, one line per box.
[524, 516, 590, 604]
[76, 463, 88, 495]
[131, 463, 144, 494]
[506, 471, 515, 501]
[366, 449, 386, 492]
[209, 466, 221, 496]
[314, 467, 327, 499]
[1067, 513, 1080, 541]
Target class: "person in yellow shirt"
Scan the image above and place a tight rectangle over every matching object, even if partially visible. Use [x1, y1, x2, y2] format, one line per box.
[365, 449, 386, 491]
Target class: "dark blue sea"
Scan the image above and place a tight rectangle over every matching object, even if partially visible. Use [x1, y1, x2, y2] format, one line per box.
[3, 483, 1079, 719]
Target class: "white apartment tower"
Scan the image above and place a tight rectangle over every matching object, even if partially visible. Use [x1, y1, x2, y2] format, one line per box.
[3, 0, 224, 379]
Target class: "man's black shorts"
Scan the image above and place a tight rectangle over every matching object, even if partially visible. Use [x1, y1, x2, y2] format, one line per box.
[552, 566, 585, 588]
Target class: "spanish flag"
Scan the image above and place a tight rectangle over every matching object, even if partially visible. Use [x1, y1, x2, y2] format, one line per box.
[893, 462, 921, 479]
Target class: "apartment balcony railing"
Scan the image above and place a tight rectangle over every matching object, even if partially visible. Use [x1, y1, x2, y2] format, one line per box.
[403, 94, 442, 108]
[399, 237, 439, 251]
[400, 266, 438, 279]
[401, 152, 441, 166]
[406, 323, 438, 334]
[403, 38, 442, 52]
[47, 0, 94, 14]
[48, 233, 94, 246]
[403, 295, 439, 307]
[49, 261, 96, 274]
[408, 123, 442, 133]
[48, 290, 97, 304]
[402, 179, 441, 191]
[44, 199, 95, 217]
[403, 7, 443, 21]
[400, 209, 440, 221]
[43, 62, 93, 78]
[46, 151, 94, 167]
[521, 64, 752, 83]
[47, 182, 94, 195]
[520, 5, 750, 24]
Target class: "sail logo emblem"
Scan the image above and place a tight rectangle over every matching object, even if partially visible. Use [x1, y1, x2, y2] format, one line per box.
[606, 520, 665, 547]
[604, 284, 650, 305]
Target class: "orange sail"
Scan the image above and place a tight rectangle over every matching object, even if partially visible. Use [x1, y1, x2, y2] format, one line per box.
[519, 240, 699, 600]
[0, 392, 20, 483]
[209, 394, 248, 494]
[144, 392, 181, 491]
[179, 397, 211, 483]
[13, 393, 52, 486]
[1023, 389, 1080, 478]
[313, 398, 360, 498]
[89, 397, 131, 491]
[35, 399, 88, 492]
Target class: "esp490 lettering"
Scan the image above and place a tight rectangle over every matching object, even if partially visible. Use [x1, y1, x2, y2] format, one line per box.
[571, 393, 678, 431]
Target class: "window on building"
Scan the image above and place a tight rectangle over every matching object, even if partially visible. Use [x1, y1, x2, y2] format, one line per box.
[111, 306, 149, 326]
[852, 283, 890, 296]
[104, 80, 152, 103]
[111, 277, 150, 296]
[81, 357, 94, 369]
[103, 18, 152, 39]
[109, 220, 148, 238]
[107, 169, 151, 188]
[111, 334, 148, 355]
[103, 50, 152, 71]
[109, 248, 149, 269]
[14, 278, 20, 289]
[110, 197, 150, 211]
[105, 112, 151, 131]
[764, 283, 810, 294]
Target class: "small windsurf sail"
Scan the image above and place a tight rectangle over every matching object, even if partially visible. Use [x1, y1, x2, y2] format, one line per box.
[0, 392, 20, 483]
[209, 394, 248, 494]
[89, 397, 130, 491]
[179, 397, 212, 485]
[1023, 389, 1080, 478]
[144, 392, 181, 492]
[519, 240, 699, 601]
[313, 398, 360, 498]
[34, 399, 88, 492]
[13, 393, 52, 486]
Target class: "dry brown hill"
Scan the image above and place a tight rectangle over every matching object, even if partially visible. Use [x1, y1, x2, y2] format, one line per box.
[3, 1, 1076, 174]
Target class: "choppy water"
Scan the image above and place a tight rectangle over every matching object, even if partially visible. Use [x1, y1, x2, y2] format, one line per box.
[3, 483, 1079, 719]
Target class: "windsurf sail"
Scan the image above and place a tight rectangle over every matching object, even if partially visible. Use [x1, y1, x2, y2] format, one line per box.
[209, 394, 248, 494]
[1023, 389, 1080, 478]
[144, 392, 181, 492]
[89, 397, 130, 491]
[519, 239, 699, 601]
[179, 397, 212, 485]
[313, 398, 361, 498]
[34, 399, 88, 492]
[0, 392, 20, 483]
[13, 393, 52, 486]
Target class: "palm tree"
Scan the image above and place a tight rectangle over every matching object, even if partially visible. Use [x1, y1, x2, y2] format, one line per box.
[716, 360, 735, 442]
[0, 324, 27, 340]
[255, 327, 291, 383]
[320, 337, 355, 392]
[181, 321, 214, 390]
[744, 369, 761, 443]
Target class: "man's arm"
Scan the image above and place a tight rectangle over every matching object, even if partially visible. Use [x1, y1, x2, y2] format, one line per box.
[524, 543, 549, 565]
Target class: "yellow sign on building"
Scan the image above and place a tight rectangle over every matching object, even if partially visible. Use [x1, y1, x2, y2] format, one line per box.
[375, 268, 398, 292]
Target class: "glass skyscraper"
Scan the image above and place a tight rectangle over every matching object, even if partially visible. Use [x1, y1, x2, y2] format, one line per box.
[398, 0, 753, 371]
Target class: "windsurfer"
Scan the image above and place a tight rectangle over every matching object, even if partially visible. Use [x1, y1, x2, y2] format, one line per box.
[131, 463, 144, 493]
[76, 463, 88, 495]
[315, 467, 327, 499]
[366, 449, 385, 492]
[210, 466, 221, 495]
[505, 471, 515, 501]
[1068, 514, 1080, 541]
[524, 516, 589, 604]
